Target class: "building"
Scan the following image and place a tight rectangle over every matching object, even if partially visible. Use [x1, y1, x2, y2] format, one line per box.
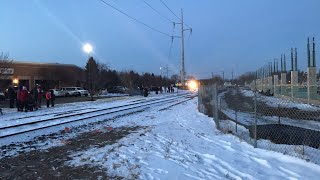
[0, 61, 85, 91]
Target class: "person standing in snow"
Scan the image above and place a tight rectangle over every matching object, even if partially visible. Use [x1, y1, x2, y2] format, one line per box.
[31, 86, 38, 109]
[143, 87, 149, 97]
[45, 90, 52, 107]
[36, 85, 43, 108]
[8, 85, 15, 108]
[16, 85, 22, 111]
[19, 86, 28, 112]
[50, 89, 55, 107]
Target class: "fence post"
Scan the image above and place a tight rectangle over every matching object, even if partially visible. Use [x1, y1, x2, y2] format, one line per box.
[198, 85, 202, 111]
[218, 95, 221, 111]
[213, 84, 220, 130]
[235, 110, 238, 132]
[254, 85, 258, 148]
[278, 104, 281, 124]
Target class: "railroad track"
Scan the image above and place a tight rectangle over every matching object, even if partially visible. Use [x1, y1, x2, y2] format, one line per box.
[2, 93, 187, 122]
[0, 93, 193, 139]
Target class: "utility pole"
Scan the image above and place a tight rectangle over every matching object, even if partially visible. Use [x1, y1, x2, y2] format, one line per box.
[178, 8, 192, 89]
[181, 9, 185, 88]
[222, 71, 225, 82]
[232, 70, 234, 85]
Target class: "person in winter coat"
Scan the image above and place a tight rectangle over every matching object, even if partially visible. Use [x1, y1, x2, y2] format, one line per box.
[50, 90, 55, 107]
[19, 86, 28, 112]
[16, 85, 22, 111]
[143, 87, 149, 97]
[46, 91, 52, 107]
[37, 85, 43, 108]
[31, 87, 38, 109]
[8, 86, 15, 108]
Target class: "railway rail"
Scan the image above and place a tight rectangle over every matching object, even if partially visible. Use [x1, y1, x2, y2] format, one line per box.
[0, 93, 194, 139]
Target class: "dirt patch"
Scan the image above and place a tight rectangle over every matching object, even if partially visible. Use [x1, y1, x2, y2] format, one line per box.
[0, 126, 143, 179]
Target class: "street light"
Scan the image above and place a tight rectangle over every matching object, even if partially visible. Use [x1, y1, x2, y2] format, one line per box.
[83, 43, 93, 100]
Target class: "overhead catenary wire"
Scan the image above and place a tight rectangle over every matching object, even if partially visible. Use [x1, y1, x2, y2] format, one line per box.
[159, 0, 191, 29]
[142, 0, 174, 24]
[99, 0, 172, 37]
[167, 20, 177, 60]
[168, 36, 174, 60]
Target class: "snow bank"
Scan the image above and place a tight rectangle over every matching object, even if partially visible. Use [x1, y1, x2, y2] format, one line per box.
[241, 89, 320, 111]
[67, 99, 320, 179]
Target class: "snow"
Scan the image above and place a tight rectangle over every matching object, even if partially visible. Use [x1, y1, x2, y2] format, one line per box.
[1, 90, 320, 179]
[64, 98, 320, 179]
[98, 93, 129, 97]
[218, 90, 320, 131]
[0, 92, 187, 146]
[241, 89, 320, 111]
[220, 107, 320, 131]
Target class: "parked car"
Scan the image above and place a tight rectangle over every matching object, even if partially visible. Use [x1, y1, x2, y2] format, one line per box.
[100, 88, 108, 95]
[75, 87, 90, 96]
[108, 86, 127, 94]
[0, 91, 5, 101]
[49, 89, 65, 97]
[60, 87, 81, 97]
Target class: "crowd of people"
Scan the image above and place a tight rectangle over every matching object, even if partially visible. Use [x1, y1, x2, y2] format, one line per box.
[142, 85, 176, 97]
[0, 84, 177, 114]
[6, 85, 55, 112]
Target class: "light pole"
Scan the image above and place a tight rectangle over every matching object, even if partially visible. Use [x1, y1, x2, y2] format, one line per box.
[83, 43, 93, 100]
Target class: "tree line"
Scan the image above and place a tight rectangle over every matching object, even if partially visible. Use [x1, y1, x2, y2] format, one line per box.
[84, 57, 178, 93]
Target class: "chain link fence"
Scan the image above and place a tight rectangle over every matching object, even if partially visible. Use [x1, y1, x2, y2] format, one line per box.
[198, 83, 320, 164]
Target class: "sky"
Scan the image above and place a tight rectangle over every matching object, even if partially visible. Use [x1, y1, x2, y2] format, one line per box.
[0, 0, 320, 79]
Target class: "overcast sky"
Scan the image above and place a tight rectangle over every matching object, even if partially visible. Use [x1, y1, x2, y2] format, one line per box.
[1, 0, 320, 79]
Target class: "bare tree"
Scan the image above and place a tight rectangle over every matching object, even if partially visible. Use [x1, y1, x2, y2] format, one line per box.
[0, 52, 13, 89]
[0, 52, 13, 75]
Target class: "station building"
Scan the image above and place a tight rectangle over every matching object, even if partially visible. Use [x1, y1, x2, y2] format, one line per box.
[0, 61, 85, 91]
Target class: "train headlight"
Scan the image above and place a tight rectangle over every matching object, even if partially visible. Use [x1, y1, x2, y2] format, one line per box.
[188, 80, 198, 90]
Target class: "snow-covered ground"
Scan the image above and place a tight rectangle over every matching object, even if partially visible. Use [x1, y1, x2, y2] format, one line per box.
[242, 89, 320, 111]
[225, 90, 320, 130]
[98, 93, 130, 97]
[0, 92, 187, 146]
[220, 119, 320, 164]
[1, 91, 320, 179]
[65, 99, 320, 179]
[221, 107, 320, 131]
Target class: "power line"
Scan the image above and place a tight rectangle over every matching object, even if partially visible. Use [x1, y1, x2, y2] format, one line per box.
[142, 0, 174, 24]
[99, 0, 172, 37]
[159, 0, 191, 28]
